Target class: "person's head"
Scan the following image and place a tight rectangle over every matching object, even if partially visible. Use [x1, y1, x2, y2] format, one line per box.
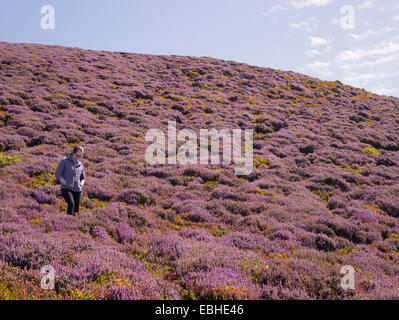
[71, 146, 84, 161]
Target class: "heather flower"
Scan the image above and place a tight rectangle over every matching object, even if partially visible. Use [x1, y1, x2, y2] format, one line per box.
[31, 186, 58, 205]
[91, 226, 111, 240]
[179, 228, 214, 242]
[116, 222, 137, 244]
[181, 267, 261, 299]
[0, 41, 398, 300]
[118, 187, 158, 206]
[149, 232, 192, 263]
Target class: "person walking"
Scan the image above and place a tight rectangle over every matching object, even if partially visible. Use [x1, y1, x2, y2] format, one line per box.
[55, 146, 86, 216]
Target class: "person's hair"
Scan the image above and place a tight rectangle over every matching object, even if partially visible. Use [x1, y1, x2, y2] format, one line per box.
[72, 146, 84, 154]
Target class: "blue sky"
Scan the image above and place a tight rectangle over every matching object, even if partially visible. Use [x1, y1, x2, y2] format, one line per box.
[1, 0, 398, 97]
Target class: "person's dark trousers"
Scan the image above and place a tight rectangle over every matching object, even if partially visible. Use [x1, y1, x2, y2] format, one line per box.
[61, 188, 81, 215]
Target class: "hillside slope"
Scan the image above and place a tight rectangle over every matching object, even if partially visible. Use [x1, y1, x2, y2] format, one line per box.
[0, 41, 399, 299]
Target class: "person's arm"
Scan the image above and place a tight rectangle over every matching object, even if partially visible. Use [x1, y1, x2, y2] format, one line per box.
[59, 176, 66, 185]
[80, 165, 86, 187]
[55, 159, 66, 186]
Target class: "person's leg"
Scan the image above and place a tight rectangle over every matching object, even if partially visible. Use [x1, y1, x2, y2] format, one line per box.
[72, 191, 81, 214]
[61, 189, 75, 215]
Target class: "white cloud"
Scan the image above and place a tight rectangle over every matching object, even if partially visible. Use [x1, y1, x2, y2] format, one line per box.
[370, 85, 397, 96]
[393, 15, 399, 22]
[296, 61, 334, 80]
[305, 49, 320, 58]
[343, 71, 399, 86]
[298, 60, 334, 79]
[290, 0, 334, 10]
[348, 29, 377, 42]
[319, 71, 334, 77]
[337, 41, 399, 62]
[344, 73, 374, 84]
[261, 5, 289, 17]
[290, 22, 305, 28]
[290, 17, 318, 31]
[309, 36, 332, 47]
[304, 61, 331, 69]
[262, 0, 335, 17]
[339, 54, 399, 71]
[379, 26, 394, 33]
[357, 0, 376, 10]
[348, 26, 394, 42]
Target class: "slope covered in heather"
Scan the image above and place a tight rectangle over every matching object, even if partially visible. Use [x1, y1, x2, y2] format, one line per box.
[0, 41, 399, 299]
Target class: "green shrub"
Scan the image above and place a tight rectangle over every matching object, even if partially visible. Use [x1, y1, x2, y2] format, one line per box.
[312, 189, 333, 203]
[0, 154, 21, 167]
[363, 147, 380, 155]
[254, 157, 271, 168]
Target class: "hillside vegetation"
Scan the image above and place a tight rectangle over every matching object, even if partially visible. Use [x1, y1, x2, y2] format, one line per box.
[0, 41, 399, 299]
